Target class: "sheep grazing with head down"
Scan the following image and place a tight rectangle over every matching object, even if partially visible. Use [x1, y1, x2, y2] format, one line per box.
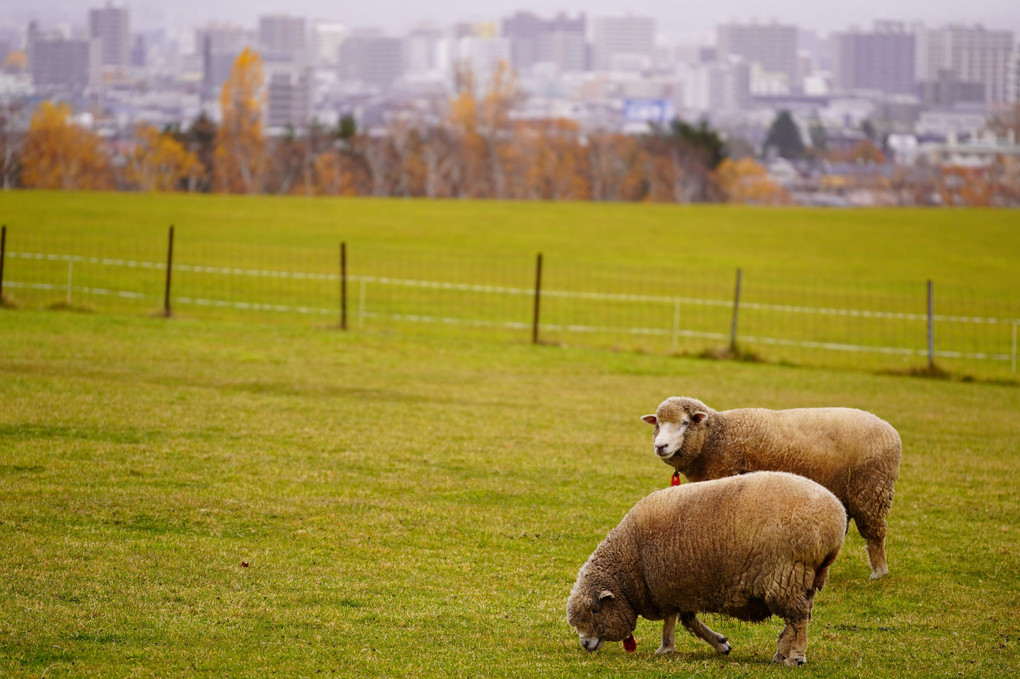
[642, 396, 901, 579]
[567, 472, 846, 667]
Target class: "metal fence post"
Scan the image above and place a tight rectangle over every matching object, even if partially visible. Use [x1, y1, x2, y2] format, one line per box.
[0, 225, 6, 304]
[163, 225, 174, 318]
[927, 279, 934, 371]
[729, 267, 742, 353]
[340, 241, 347, 330]
[532, 253, 543, 344]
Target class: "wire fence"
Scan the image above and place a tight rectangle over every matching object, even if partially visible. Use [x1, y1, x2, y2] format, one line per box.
[1, 225, 1017, 380]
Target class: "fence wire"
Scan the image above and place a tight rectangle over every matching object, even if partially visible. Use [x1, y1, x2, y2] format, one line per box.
[2, 228, 1016, 380]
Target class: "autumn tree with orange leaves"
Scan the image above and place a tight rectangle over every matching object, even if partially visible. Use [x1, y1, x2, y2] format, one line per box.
[20, 101, 113, 190]
[126, 124, 204, 191]
[716, 157, 789, 205]
[214, 48, 267, 194]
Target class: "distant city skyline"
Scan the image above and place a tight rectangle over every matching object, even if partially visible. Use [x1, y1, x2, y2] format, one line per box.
[5, 0, 1020, 41]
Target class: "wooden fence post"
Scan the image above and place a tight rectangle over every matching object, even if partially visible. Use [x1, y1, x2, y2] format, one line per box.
[163, 225, 174, 318]
[532, 253, 543, 344]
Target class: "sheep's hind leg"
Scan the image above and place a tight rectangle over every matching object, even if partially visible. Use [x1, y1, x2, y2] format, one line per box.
[865, 535, 889, 579]
[772, 617, 809, 667]
[771, 591, 814, 667]
[679, 612, 731, 654]
[656, 615, 676, 655]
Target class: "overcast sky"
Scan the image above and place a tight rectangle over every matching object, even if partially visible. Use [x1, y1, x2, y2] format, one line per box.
[12, 0, 1020, 42]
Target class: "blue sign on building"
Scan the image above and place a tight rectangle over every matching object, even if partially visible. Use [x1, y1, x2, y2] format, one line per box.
[623, 99, 675, 125]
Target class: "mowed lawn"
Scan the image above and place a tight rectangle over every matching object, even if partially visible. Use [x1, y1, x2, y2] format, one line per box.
[1, 309, 1017, 677]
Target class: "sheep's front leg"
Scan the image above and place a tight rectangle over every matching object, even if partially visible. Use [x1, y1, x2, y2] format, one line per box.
[772, 617, 809, 667]
[679, 612, 731, 654]
[655, 615, 676, 655]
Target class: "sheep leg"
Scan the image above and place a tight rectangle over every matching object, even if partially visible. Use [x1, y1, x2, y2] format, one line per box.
[865, 535, 889, 579]
[655, 615, 676, 655]
[771, 591, 814, 667]
[772, 618, 809, 667]
[679, 612, 731, 654]
[849, 473, 894, 579]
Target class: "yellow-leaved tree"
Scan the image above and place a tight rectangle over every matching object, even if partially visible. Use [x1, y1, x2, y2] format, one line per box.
[213, 48, 267, 194]
[716, 157, 790, 205]
[20, 101, 113, 190]
[127, 124, 205, 191]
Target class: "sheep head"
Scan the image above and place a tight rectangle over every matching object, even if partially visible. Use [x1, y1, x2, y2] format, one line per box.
[641, 396, 711, 466]
[567, 582, 637, 652]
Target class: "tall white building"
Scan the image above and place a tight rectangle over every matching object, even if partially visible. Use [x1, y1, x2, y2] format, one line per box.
[456, 36, 512, 86]
[682, 57, 750, 113]
[590, 15, 655, 72]
[916, 24, 1015, 103]
[311, 21, 346, 68]
[88, 3, 130, 69]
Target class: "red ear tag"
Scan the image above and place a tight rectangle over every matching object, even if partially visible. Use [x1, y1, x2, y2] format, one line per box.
[623, 634, 637, 652]
[671, 471, 682, 487]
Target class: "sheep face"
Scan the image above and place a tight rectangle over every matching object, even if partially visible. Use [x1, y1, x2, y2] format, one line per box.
[641, 399, 708, 462]
[566, 586, 637, 651]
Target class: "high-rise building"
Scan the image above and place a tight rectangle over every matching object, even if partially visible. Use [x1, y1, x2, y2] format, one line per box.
[833, 22, 915, 95]
[1009, 49, 1020, 103]
[916, 24, 1015, 103]
[311, 21, 346, 68]
[259, 15, 306, 64]
[456, 36, 512, 85]
[590, 15, 655, 72]
[682, 57, 750, 112]
[404, 25, 445, 76]
[502, 11, 586, 73]
[265, 67, 311, 129]
[197, 24, 256, 99]
[717, 21, 798, 90]
[88, 3, 130, 69]
[29, 34, 100, 89]
[339, 32, 404, 90]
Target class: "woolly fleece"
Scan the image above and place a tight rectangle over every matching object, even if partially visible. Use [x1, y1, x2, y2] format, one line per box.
[643, 396, 901, 578]
[566, 471, 847, 666]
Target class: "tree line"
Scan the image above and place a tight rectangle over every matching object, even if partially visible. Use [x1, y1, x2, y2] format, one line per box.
[1, 48, 1017, 206]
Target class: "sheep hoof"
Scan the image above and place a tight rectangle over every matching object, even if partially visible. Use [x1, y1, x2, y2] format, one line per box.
[775, 653, 806, 667]
[870, 568, 888, 580]
[655, 645, 675, 655]
[717, 639, 731, 654]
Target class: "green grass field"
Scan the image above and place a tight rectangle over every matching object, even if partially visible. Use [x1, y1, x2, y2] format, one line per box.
[1, 193, 1019, 676]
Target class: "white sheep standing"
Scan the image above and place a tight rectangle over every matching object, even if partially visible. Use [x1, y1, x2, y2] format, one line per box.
[567, 471, 846, 666]
[642, 396, 901, 579]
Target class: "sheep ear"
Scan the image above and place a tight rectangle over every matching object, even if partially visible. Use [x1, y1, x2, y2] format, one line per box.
[690, 411, 708, 424]
[598, 590, 614, 602]
[641, 414, 657, 425]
